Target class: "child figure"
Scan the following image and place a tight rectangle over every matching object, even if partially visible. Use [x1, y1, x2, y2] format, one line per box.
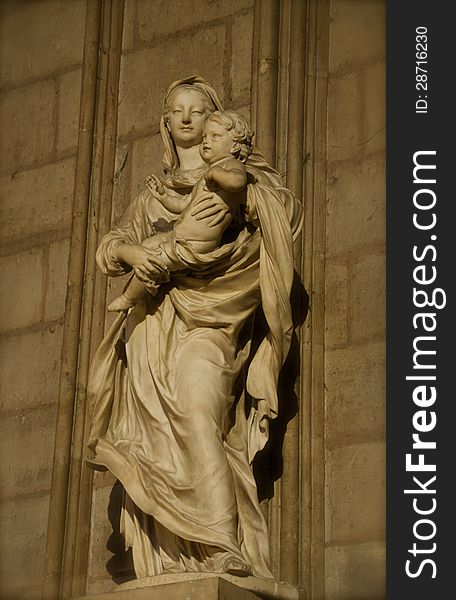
[108, 110, 254, 312]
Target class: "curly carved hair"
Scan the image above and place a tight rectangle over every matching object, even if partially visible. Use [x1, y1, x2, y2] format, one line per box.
[205, 110, 254, 162]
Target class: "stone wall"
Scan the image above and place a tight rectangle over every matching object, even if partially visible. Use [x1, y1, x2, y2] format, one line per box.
[0, 1, 86, 598]
[0, 1, 386, 598]
[324, 1, 386, 598]
[86, 1, 255, 594]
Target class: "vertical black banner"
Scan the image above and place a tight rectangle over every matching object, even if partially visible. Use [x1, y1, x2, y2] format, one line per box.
[388, 1, 455, 598]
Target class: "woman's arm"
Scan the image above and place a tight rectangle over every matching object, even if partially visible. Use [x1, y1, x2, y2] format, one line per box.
[96, 190, 152, 276]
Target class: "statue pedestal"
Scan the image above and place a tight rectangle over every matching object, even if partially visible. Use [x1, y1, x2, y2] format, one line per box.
[77, 573, 300, 600]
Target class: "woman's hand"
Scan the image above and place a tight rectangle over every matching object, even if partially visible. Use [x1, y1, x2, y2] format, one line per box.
[191, 191, 229, 227]
[116, 243, 161, 284]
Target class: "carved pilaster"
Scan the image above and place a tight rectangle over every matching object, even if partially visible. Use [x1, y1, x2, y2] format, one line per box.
[43, 1, 124, 598]
[251, 1, 330, 597]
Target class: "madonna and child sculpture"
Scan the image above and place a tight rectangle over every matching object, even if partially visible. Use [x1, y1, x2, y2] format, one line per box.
[87, 76, 303, 580]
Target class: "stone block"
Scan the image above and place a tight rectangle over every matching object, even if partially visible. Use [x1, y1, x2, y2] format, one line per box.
[0, 158, 75, 245]
[230, 11, 254, 105]
[326, 442, 385, 545]
[326, 153, 386, 256]
[350, 253, 385, 342]
[117, 26, 227, 138]
[84, 577, 261, 600]
[0, 323, 64, 412]
[0, 0, 85, 88]
[329, 0, 386, 75]
[136, 0, 252, 41]
[130, 134, 164, 198]
[362, 61, 386, 155]
[44, 238, 70, 321]
[122, 0, 137, 52]
[87, 485, 117, 584]
[94, 468, 118, 490]
[0, 494, 49, 596]
[325, 541, 386, 600]
[56, 68, 83, 153]
[232, 105, 251, 122]
[85, 573, 299, 600]
[0, 404, 57, 498]
[0, 80, 55, 173]
[110, 142, 132, 228]
[104, 274, 132, 335]
[0, 247, 44, 331]
[324, 261, 349, 348]
[327, 72, 363, 162]
[325, 342, 385, 444]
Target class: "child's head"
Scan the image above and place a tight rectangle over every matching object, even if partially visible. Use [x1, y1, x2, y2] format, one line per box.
[200, 110, 254, 164]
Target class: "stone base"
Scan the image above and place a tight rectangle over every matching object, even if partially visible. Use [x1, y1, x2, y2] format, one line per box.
[77, 573, 300, 600]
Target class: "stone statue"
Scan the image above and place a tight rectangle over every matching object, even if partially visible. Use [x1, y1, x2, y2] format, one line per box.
[107, 109, 255, 313]
[87, 76, 303, 581]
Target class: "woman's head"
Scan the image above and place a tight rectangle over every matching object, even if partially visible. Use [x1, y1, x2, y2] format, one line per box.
[164, 87, 214, 148]
[160, 77, 224, 173]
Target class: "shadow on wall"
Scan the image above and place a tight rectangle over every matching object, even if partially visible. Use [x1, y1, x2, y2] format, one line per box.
[253, 271, 308, 502]
[106, 481, 135, 583]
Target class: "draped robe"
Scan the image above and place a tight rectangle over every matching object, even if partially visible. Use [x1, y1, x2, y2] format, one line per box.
[87, 160, 302, 578]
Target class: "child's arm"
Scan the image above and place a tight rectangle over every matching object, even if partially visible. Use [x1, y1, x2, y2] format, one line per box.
[205, 158, 247, 193]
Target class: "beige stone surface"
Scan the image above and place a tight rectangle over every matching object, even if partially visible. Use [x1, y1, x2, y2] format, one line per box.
[44, 238, 70, 321]
[110, 142, 133, 227]
[87, 485, 117, 585]
[329, 0, 386, 74]
[129, 133, 164, 197]
[326, 153, 386, 255]
[117, 27, 227, 137]
[0, 158, 75, 246]
[362, 61, 386, 154]
[0, 247, 44, 331]
[0, 494, 50, 597]
[0, 403, 57, 498]
[326, 442, 385, 545]
[117, 573, 299, 600]
[324, 261, 349, 348]
[0, 0, 85, 88]
[56, 68, 83, 153]
[350, 253, 385, 342]
[231, 12, 254, 105]
[325, 342, 385, 445]
[0, 80, 56, 173]
[81, 577, 262, 599]
[325, 3, 386, 596]
[136, 0, 252, 41]
[327, 72, 363, 162]
[0, 323, 64, 412]
[325, 541, 386, 600]
[121, 0, 136, 52]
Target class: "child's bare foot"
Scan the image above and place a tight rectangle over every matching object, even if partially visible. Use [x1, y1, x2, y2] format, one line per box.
[107, 294, 135, 312]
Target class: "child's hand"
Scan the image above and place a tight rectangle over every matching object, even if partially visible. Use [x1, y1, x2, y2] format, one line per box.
[146, 175, 166, 204]
[116, 243, 162, 284]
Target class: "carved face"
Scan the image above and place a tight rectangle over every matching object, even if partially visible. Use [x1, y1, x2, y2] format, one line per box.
[167, 89, 211, 148]
[200, 120, 235, 164]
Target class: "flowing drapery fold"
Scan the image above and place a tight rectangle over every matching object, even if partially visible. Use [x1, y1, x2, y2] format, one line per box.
[87, 159, 302, 577]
